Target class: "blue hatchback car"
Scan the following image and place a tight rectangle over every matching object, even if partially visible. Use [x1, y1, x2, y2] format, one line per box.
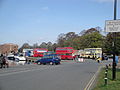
[35, 54, 61, 65]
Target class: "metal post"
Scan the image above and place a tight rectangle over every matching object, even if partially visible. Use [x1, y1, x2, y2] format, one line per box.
[104, 72, 108, 85]
[114, 0, 117, 20]
[105, 65, 108, 85]
[112, 0, 117, 80]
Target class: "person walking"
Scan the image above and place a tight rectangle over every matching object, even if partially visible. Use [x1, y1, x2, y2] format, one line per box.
[0, 54, 4, 68]
[0, 54, 9, 68]
[2, 55, 6, 68]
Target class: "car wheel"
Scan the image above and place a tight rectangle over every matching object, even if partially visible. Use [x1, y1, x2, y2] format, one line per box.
[55, 63, 58, 65]
[37, 62, 41, 65]
[43, 63, 46, 65]
[50, 62, 54, 65]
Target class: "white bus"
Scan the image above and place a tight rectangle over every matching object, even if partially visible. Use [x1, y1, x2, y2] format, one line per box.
[83, 48, 102, 59]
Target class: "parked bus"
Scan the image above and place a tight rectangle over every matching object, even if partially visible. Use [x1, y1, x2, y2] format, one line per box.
[83, 48, 102, 59]
[56, 47, 74, 60]
[33, 48, 48, 57]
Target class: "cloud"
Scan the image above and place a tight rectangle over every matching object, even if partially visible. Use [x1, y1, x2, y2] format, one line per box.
[41, 6, 49, 10]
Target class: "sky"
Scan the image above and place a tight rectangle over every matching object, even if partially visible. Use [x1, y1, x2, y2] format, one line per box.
[0, 0, 120, 47]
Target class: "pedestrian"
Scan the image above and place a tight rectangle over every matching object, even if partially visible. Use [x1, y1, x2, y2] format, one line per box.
[0, 54, 4, 68]
[2, 56, 6, 68]
[1, 55, 9, 68]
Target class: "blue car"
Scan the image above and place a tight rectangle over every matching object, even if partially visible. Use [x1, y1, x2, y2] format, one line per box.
[35, 54, 61, 65]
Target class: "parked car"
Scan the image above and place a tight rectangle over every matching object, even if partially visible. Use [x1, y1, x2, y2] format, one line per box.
[14, 54, 26, 65]
[7, 54, 26, 65]
[6, 55, 18, 66]
[35, 54, 61, 65]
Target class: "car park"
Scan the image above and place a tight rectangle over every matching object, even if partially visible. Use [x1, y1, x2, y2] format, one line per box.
[35, 54, 61, 65]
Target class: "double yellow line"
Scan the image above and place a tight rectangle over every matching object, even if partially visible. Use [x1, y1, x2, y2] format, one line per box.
[84, 66, 102, 90]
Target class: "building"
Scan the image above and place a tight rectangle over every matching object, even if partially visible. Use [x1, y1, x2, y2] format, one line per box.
[0, 43, 18, 55]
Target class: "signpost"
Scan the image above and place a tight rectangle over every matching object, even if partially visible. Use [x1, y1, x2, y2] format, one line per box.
[105, 20, 120, 32]
[105, 0, 119, 80]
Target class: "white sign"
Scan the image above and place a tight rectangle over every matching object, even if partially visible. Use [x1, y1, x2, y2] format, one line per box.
[105, 20, 120, 32]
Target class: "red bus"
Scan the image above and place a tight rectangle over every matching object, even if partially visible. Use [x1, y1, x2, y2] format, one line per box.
[56, 47, 74, 60]
[33, 48, 48, 57]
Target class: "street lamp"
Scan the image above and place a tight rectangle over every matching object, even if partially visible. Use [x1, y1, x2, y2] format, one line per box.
[112, 0, 117, 80]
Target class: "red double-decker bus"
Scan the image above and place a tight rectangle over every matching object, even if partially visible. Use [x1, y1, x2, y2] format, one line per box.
[56, 47, 74, 60]
[33, 48, 48, 57]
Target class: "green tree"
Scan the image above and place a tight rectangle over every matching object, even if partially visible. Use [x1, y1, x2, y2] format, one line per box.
[105, 32, 120, 54]
[57, 32, 78, 48]
[79, 28, 104, 49]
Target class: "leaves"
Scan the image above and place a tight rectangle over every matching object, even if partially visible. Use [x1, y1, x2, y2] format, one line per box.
[105, 32, 120, 54]
[57, 28, 104, 50]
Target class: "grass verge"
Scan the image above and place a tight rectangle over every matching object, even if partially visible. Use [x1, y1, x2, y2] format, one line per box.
[93, 67, 120, 90]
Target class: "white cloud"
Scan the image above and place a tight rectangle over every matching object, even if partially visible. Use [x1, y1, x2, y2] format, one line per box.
[41, 7, 49, 10]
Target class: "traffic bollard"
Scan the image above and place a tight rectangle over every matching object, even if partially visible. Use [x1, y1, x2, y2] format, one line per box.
[104, 71, 108, 85]
[105, 72, 107, 77]
[104, 77, 108, 85]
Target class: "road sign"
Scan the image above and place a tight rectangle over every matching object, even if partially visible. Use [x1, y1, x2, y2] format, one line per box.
[105, 20, 120, 32]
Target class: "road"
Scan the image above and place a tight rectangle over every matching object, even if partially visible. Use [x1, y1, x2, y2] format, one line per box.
[0, 59, 103, 90]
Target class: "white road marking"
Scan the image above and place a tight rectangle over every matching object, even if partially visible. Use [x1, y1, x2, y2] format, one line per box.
[84, 66, 102, 90]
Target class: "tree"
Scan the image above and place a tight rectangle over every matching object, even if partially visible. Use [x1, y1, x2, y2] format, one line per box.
[47, 42, 53, 51]
[52, 43, 58, 51]
[79, 28, 104, 49]
[65, 32, 78, 40]
[19, 43, 31, 52]
[57, 33, 66, 47]
[57, 32, 78, 47]
[40, 42, 47, 48]
[81, 28, 100, 36]
[105, 32, 120, 54]
[33, 43, 39, 48]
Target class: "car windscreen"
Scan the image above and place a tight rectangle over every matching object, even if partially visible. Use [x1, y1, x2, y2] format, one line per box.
[7, 57, 15, 61]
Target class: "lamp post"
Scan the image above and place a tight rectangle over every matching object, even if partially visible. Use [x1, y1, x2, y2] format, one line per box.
[112, 0, 117, 80]
[114, 0, 117, 20]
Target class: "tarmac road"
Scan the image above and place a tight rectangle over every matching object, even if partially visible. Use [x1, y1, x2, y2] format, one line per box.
[0, 59, 102, 90]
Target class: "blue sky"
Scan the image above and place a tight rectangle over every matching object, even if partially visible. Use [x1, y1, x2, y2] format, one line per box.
[0, 0, 120, 47]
